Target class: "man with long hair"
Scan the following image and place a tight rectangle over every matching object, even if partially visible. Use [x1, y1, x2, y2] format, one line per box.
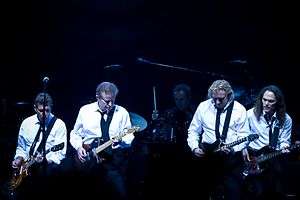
[244, 85, 292, 199]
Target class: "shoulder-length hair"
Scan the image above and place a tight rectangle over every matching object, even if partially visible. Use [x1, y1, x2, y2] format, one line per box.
[253, 85, 286, 127]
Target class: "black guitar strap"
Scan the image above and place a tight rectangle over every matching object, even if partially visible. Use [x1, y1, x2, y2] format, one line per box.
[36, 116, 57, 155]
[219, 101, 234, 142]
[29, 116, 57, 156]
[29, 125, 42, 156]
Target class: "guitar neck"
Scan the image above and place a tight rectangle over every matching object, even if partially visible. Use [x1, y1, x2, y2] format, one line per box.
[93, 127, 138, 154]
[223, 137, 247, 149]
[95, 140, 114, 154]
[256, 144, 298, 163]
[23, 157, 36, 170]
[256, 151, 283, 163]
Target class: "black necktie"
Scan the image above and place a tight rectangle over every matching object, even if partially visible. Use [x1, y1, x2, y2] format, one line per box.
[100, 112, 110, 142]
[37, 131, 47, 154]
[265, 114, 275, 147]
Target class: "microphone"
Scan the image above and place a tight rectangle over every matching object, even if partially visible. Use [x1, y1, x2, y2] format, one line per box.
[43, 77, 50, 84]
[103, 64, 123, 70]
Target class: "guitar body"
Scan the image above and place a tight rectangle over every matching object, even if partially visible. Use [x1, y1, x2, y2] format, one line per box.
[74, 138, 112, 169]
[200, 140, 222, 154]
[74, 127, 139, 169]
[9, 165, 28, 190]
[242, 156, 264, 177]
[243, 146, 282, 177]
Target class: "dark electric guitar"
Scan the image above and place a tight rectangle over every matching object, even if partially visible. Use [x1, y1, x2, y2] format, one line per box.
[76, 126, 140, 164]
[242, 143, 300, 177]
[200, 134, 259, 154]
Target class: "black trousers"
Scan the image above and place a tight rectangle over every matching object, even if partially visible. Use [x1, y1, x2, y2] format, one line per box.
[192, 152, 245, 200]
[243, 159, 287, 200]
[70, 149, 130, 200]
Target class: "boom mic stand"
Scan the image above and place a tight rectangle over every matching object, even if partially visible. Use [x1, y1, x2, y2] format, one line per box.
[40, 77, 49, 156]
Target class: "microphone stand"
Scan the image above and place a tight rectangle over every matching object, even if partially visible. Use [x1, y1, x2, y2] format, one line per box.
[152, 86, 159, 121]
[40, 80, 48, 156]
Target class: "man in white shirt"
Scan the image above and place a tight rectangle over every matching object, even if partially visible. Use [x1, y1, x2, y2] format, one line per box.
[187, 79, 250, 200]
[70, 81, 134, 200]
[245, 85, 292, 199]
[11, 92, 67, 199]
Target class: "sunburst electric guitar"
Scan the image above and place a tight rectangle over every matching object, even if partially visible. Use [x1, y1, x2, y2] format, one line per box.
[9, 142, 64, 190]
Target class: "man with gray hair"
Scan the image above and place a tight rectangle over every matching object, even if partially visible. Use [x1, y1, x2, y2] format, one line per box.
[70, 81, 134, 200]
[187, 79, 250, 200]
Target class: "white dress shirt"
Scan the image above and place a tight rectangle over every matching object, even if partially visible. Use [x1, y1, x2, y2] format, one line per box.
[247, 108, 292, 150]
[187, 99, 250, 152]
[14, 114, 67, 164]
[70, 102, 134, 150]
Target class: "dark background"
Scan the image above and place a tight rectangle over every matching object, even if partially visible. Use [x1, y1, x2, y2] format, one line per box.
[1, 0, 300, 196]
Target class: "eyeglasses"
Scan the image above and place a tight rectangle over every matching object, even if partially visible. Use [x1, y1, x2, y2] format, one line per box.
[35, 108, 50, 113]
[101, 98, 111, 104]
[213, 97, 227, 102]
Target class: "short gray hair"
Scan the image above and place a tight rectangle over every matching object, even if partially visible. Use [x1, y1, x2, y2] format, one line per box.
[207, 80, 234, 100]
[96, 82, 119, 97]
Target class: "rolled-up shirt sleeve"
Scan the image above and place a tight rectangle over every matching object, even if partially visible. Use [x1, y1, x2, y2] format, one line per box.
[46, 119, 67, 164]
[279, 114, 292, 149]
[119, 111, 134, 148]
[232, 106, 250, 152]
[14, 125, 29, 160]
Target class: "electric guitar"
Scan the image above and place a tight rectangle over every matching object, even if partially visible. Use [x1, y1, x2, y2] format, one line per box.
[242, 143, 300, 177]
[76, 126, 140, 164]
[9, 142, 64, 190]
[200, 134, 259, 154]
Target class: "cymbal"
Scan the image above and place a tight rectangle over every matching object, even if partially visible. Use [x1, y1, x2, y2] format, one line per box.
[15, 101, 30, 106]
[129, 112, 147, 132]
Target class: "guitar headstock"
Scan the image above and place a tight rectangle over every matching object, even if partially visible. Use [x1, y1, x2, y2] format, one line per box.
[130, 126, 140, 133]
[117, 126, 140, 140]
[248, 134, 259, 142]
[50, 142, 64, 152]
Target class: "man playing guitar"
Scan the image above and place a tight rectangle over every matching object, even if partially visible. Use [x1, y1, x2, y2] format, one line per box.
[244, 85, 292, 199]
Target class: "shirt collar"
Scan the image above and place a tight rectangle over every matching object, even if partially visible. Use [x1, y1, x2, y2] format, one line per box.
[35, 113, 54, 126]
[211, 99, 234, 113]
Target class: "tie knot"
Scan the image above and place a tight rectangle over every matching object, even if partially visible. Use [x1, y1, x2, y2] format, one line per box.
[264, 113, 274, 123]
[217, 108, 223, 115]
